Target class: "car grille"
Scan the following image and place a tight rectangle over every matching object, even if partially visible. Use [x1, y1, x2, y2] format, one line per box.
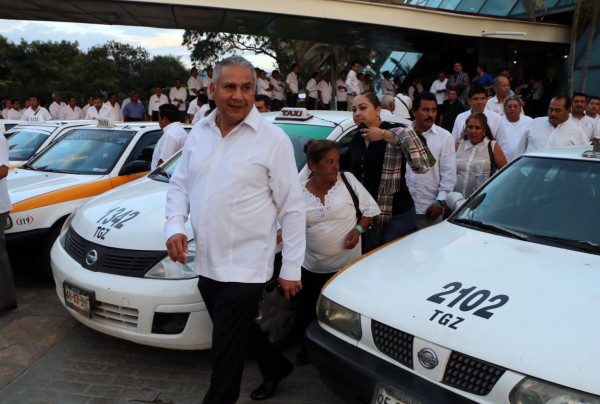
[64, 226, 166, 277]
[92, 301, 139, 330]
[372, 320, 505, 396]
[442, 351, 506, 396]
[372, 320, 414, 368]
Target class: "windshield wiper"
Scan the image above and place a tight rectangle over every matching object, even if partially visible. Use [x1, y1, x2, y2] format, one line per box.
[532, 235, 600, 254]
[453, 218, 529, 241]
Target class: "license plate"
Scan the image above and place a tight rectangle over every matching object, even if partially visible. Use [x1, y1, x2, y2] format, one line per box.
[63, 281, 95, 318]
[371, 384, 422, 404]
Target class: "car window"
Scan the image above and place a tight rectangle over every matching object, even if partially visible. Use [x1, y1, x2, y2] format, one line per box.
[125, 130, 163, 166]
[451, 156, 600, 250]
[149, 151, 181, 183]
[26, 129, 135, 175]
[274, 123, 335, 171]
[7, 129, 51, 161]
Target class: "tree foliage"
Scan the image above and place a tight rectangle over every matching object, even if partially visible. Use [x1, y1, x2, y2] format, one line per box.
[0, 36, 188, 105]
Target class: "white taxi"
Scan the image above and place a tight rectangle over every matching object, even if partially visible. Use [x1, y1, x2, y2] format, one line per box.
[0, 119, 25, 136]
[305, 146, 600, 403]
[7, 120, 170, 272]
[5, 120, 95, 168]
[50, 108, 411, 350]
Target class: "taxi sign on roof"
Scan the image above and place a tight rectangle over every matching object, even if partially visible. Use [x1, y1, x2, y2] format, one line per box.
[97, 118, 116, 128]
[276, 108, 312, 121]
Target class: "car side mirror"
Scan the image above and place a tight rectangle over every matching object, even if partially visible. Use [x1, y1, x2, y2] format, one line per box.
[119, 160, 149, 176]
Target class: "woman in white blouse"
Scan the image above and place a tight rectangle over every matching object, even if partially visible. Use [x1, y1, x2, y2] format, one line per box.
[455, 112, 507, 197]
[295, 139, 380, 364]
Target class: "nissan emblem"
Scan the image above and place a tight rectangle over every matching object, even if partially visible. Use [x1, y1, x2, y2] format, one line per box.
[417, 348, 439, 369]
[85, 249, 98, 266]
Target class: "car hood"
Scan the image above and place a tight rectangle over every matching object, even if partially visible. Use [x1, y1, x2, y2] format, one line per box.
[323, 221, 600, 394]
[8, 168, 102, 204]
[71, 177, 193, 251]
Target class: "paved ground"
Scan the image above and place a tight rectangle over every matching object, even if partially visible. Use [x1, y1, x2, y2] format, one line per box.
[0, 275, 346, 404]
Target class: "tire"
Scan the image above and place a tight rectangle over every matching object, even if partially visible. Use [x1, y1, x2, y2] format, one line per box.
[257, 279, 298, 347]
[41, 218, 66, 278]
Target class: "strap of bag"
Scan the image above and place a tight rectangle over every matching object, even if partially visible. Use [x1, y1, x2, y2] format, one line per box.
[395, 96, 414, 119]
[488, 140, 497, 175]
[340, 172, 362, 221]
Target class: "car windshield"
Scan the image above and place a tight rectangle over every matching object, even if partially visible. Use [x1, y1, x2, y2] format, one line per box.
[7, 129, 52, 161]
[25, 129, 135, 174]
[149, 151, 181, 183]
[450, 156, 600, 254]
[273, 123, 335, 171]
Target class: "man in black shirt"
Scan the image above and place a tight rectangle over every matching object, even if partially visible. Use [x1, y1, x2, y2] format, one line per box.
[439, 88, 465, 133]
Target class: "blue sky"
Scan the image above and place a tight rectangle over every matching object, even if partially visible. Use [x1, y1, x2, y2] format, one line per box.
[0, 19, 275, 70]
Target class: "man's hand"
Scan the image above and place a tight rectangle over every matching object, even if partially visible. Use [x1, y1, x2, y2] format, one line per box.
[277, 277, 302, 300]
[166, 233, 188, 264]
[426, 202, 444, 220]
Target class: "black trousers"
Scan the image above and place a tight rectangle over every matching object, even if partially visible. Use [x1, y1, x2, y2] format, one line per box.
[198, 276, 289, 404]
[306, 96, 317, 110]
[336, 101, 347, 111]
[286, 93, 298, 108]
[271, 99, 284, 112]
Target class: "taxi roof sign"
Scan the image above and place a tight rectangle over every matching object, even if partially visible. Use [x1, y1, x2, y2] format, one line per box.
[275, 108, 312, 121]
[97, 118, 116, 128]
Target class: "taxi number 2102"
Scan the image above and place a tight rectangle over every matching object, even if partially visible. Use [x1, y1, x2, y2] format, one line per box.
[426, 282, 509, 320]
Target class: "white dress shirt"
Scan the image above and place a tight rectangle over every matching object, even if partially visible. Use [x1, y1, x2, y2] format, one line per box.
[21, 107, 52, 122]
[569, 114, 596, 139]
[169, 87, 188, 111]
[345, 70, 360, 96]
[501, 115, 533, 161]
[406, 124, 456, 214]
[148, 94, 169, 115]
[104, 102, 122, 121]
[452, 109, 507, 149]
[165, 107, 306, 282]
[61, 105, 83, 120]
[302, 172, 379, 273]
[518, 117, 589, 154]
[430, 79, 448, 105]
[393, 94, 412, 119]
[286, 72, 299, 94]
[305, 78, 318, 99]
[191, 104, 211, 125]
[257, 77, 273, 97]
[336, 79, 347, 102]
[270, 78, 285, 101]
[317, 80, 332, 105]
[7, 109, 23, 120]
[151, 122, 187, 170]
[49, 101, 66, 119]
[187, 76, 201, 97]
[485, 96, 504, 116]
[201, 76, 214, 101]
[85, 104, 113, 120]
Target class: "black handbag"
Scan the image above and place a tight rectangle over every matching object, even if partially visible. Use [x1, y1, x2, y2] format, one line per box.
[340, 172, 382, 254]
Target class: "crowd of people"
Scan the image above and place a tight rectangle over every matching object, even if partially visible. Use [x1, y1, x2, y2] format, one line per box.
[2, 54, 597, 404]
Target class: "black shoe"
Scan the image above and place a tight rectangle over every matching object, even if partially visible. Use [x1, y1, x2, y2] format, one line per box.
[2, 299, 17, 311]
[295, 351, 309, 366]
[250, 361, 293, 401]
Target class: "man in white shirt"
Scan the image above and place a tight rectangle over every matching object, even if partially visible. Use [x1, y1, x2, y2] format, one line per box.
[269, 70, 285, 111]
[148, 86, 169, 121]
[501, 96, 532, 161]
[256, 69, 273, 98]
[48, 92, 66, 120]
[304, 71, 320, 110]
[336, 70, 348, 111]
[569, 92, 596, 139]
[6, 99, 22, 120]
[85, 96, 113, 120]
[452, 85, 507, 151]
[285, 63, 301, 107]
[165, 55, 304, 404]
[1, 100, 11, 119]
[187, 93, 210, 125]
[21, 95, 52, 122]
[317, 71, 333, 110]
[406, 92, 456, 229]
[201, 67, 215, 109]
[486, 76, 512, 116]
[104, 93, 122, 121]
[430, 70, 448, 122]
[254, 94, 272, 113]
[345, 60, 361, 110]
[151, 104, 187, 170]
[380, 94, 395, 115]
[381, 71, 396, 96]
[81, 96, 94, 118]
[61, 96, 83, 120]
[0, 133, 15, 312]
[187, 67, 201, 99]
[518, 95, 589, 154]
[585, 95, 600, 123]
[169, 78, 188, 123]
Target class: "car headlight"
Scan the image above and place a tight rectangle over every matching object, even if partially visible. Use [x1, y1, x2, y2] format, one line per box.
[144, 240, 197, 279]
[510, 377, 600, 404]
[58, 209, 79, 247]
[316, 294, 362, 340]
